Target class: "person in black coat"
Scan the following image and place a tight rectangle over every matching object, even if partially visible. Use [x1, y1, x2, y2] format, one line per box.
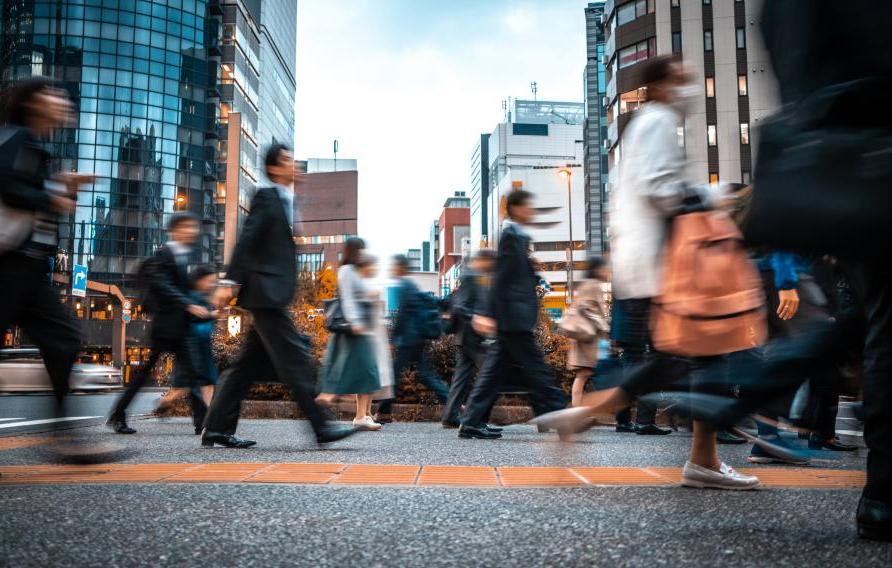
[441, 249, 497, 427]
[375, 255, 450, 422]
[458, 190, 567, 439]
[108, 211, 207, 434]
[203, 144, 354, 448]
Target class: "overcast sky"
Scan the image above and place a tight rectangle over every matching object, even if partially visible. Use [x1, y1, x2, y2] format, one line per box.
[295, 0, 590, 256]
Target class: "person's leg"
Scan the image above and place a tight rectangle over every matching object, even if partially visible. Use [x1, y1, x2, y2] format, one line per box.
[354, 394, 367, 421]
[204, 329, 264, 434]
[201, 385, 214, 407]
[378, 346, 411, 418]
[502, 332, 567, 417]
[461, 338, 509, 429]
[571, 369, 592, 407]
[111, 345, 162, 420]
[443, 347, 476, 424]
[250, 309, 328, 435]
[689, 421, 721, 471]
[414, 346, 450, 403]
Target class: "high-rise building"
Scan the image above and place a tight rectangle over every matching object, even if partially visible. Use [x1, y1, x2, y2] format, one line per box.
[293, 159, 358, 274]
[584, 2, 610, 253]
[469, 133, 490, 248]
[421, 240, 433, 272]
[0, 0, 297, 362]
[405, 248, 422, 272]
[477, 99, 587, 310]
[603, 0, 778, 193]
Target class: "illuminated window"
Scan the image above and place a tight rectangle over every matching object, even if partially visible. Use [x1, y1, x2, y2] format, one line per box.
[740, 122, 750, 145]
[704, 30, 713, 52]
[738, 75, 748, 96]
[707, 124, 717, 146]
[709, 173, 719, 185]
[705, 77, 715, 98]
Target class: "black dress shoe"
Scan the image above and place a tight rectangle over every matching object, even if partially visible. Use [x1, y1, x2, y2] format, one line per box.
[809, 435, 859, 451]
[635, 423, 672, 436]
[316, 424, 356, 445]
[485, 424, 503, 433]
[458, 425, 502, 439]
[374, 414, 393, 424]
[615, 422, 636, 433]
[107, 415, 136, 435]
[717, 430, 748, 445]
[858, 497, 892, 541]
[441, 421, 460, 429]
[201, 431, 256, 448]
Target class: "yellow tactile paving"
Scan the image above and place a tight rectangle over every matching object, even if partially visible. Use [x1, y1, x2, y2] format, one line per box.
[0, 463, 867, 488]
[417, 465, 499, 487]
[0, 436, 50, 451]
[332, 464, 421, 485]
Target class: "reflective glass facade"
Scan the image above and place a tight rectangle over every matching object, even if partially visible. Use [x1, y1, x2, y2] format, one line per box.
[1, 0, 216, 290]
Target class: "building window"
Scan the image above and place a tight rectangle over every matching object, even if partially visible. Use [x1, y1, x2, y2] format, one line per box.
[736, 27, 746, 49]
[618, 38, 656, 69]
[672, 0, 680, 6]
[707, 124, 717, 146]
[677, 126, 685, 148]
[704, 30, 714, 51]
[740, 122, 750, 145]
[742, 171, 751, 185]
[617, 2, 636, 25]
[672, 32, 682, 54]
[620, 87, 647, 114]
[709, 173, 719, 185]
[704, 0, 712, 4]
[705, 77, 715, 98]
[738, 74, 748, 96]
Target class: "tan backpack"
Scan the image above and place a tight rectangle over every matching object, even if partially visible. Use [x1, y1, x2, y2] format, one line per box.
[651, 210, 766, 357]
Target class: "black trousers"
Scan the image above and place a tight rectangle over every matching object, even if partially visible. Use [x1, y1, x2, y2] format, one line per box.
[610, 298, 659, 425]
[442, 343, 486, 425]
[0, 254, 80, 413]
[461, 331, 567, 428]
[204, 308, 327, 436]
[111, 334, 197, 418]
[378, 344, 449, 415]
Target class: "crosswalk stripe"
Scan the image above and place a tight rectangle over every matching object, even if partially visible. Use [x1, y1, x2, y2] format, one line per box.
[0, 416, 100, 429]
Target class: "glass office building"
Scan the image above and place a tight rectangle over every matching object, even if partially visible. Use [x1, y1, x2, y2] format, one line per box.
[1, 0, 217, 290]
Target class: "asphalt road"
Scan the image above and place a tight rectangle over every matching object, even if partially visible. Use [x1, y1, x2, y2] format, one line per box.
[0, 391, 160, 436]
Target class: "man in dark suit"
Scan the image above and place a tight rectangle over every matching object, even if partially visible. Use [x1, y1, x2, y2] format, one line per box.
[375, 255, 450, 423]
[203, 144, 354, 448]
[441, 249, 498, 428]
[108, 212, 207, 434]
[458, 190, 568, 439]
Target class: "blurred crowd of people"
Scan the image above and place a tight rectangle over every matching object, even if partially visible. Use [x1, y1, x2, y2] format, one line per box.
[1, 0, 890, 543]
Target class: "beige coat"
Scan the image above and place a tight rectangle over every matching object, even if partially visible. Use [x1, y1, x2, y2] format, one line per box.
[567, 279, 609, 369]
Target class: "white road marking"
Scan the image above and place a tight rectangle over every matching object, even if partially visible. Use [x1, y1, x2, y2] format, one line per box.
[0, 417, 25, 422]
[0, 416, 100, 429]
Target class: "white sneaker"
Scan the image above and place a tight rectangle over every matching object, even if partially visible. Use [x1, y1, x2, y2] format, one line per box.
[352, 416, 382, 431]
[681, 461, 760, 490]
[529, 407, 592, 432]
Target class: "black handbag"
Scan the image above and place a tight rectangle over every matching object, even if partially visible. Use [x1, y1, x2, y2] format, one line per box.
[323, 298, 353, 334]
[745, 78, 892, 258]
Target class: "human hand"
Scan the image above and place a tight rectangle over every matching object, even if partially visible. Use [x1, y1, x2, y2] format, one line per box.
[777, 289, 800, 321]
[472, 315, 496, 336]
[213, 287, 234, 309]
[48, 194, 77, 213]
[187, 304, 211, 319]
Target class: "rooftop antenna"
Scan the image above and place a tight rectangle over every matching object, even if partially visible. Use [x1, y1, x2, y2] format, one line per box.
[501, 99, 508, 121]
[333, 139, 338, 172]
[531, 81, 538, 101]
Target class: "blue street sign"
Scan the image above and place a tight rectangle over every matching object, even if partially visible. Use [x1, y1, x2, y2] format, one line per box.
[72, 264, 88, 298]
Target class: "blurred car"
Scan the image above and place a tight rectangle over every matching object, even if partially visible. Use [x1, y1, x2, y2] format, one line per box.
[0, 348, 123, 393]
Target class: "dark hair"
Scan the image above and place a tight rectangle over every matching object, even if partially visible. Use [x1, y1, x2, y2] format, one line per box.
[585, 255, 607, 280]
[506, 189, 533, 218]
[0, 77, 66, 126]
[392, 254, 409, 269]
[641, 55, 681, 88]
[191, 264, 217, 286]
[341, 237, 366, 266]
[167, 211, 199, 230]
[475, 248, 497, 261]
[264, 143, 291, 173]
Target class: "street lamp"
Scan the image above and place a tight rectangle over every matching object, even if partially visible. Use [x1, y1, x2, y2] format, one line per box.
[559, 166, 574, 303]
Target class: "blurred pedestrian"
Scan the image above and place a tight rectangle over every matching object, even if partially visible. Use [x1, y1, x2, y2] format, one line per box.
[108, 212, 207, 434]
[533, 57, 759, 490]
[458, 190, 568, 440]
[318, 246, 389, 431]
[0, 78, 111, 461]
[565, 256, 610, 408]
[158, 264, 220, 435]
[203, 144, 355, 448]
[375, 254, 450, 423]
[441, 248, 500, 429]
